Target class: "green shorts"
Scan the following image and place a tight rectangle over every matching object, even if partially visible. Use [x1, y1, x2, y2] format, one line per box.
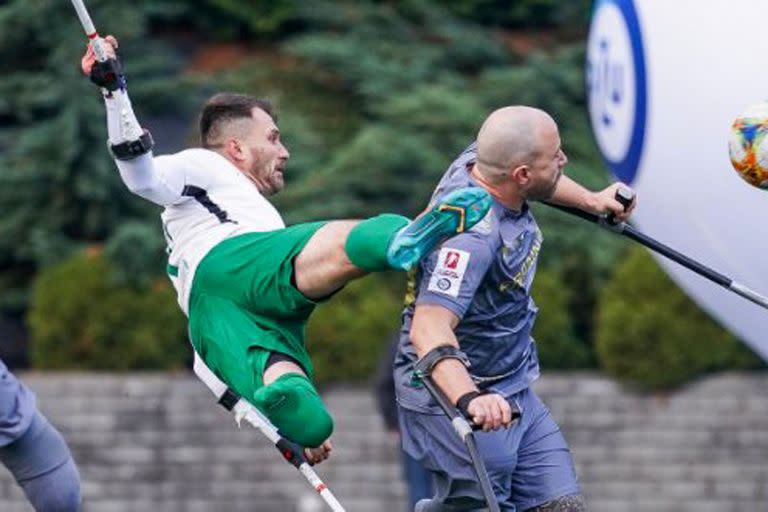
[188, 222, 326, 402]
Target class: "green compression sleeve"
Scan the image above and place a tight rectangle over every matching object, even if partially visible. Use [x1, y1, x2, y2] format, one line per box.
[252, 373, 333, 448]
[344, 214, 410, 271]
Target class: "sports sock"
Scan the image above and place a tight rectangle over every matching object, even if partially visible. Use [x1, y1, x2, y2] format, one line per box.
[252, 373, 333, 448]
[344, 213, 409, 271]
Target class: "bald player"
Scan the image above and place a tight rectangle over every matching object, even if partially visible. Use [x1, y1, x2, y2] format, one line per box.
[394, 106, 636, 511]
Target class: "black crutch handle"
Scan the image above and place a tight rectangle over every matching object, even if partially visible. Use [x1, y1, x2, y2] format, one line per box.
[275, 437, 307, 469]
[615, 186, 635, 208]
[606, 186, 635, 225]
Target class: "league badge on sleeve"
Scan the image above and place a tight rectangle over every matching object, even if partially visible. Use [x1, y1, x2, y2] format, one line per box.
[428, 248, 470, 297]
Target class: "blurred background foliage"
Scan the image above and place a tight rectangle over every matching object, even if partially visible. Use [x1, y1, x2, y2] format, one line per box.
[0, 0, 761, 389]
[595, 248, 764, 391]
[28, 249, 187, 370]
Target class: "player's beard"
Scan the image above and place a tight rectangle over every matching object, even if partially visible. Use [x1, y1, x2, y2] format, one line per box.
[246, 159, 285, 197]
[524, 169, 562, 201]
[267, 166, 285, 195]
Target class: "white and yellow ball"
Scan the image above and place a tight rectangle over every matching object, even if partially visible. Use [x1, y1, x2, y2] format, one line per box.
[728, 102, 768, 189]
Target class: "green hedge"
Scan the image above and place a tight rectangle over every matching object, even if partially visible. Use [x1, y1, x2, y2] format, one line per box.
[307, 272, 405, 385]
[595, 248, 763, 391]
[531, 269, 593, 369]
[28, 250, 187, 370]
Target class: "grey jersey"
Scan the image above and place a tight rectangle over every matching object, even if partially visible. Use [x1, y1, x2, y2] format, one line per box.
[395, 143, 541, 413]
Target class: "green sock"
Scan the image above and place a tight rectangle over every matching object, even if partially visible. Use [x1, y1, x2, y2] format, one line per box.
[252, 373, 333, 448]
[344, 214, 409, 271]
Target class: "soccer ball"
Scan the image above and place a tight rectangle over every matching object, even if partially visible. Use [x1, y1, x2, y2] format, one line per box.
[728, 102, 768, 189]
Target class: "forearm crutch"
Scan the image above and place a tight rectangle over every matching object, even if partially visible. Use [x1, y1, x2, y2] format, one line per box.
[192, 352, 346, 512]
[542, 187, 768, 312]
[419, 375, 501, 512]
[70, 0, 144, 142]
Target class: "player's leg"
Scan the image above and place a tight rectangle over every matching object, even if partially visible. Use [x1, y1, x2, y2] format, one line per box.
[403, 448, 434, 511]
[294, 187, 492, 299]
[252, 350, 333, 449]
[524, 495, 586, 512]
[403, 388, 583, 511]
[398, 403, 519, 511]
[510, 389, 584, 512]
[291, 220, 368, 299]
[188, 294, 333, 448]
[19, 457, 82, 512]
[0, 411, 81, 512]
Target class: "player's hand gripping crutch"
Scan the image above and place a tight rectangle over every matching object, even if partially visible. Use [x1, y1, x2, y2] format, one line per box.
[193, 352, 346, 512]
[71, 0, 125, 92]
[71, 0, 144, 145]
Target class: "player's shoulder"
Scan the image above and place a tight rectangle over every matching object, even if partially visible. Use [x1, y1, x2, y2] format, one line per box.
[156, 148, 239, 183]
[166, 148, 231, 167]
[434, 201, 501, 259]
[432, 187, 500, 247]
[446, 142, 478, 174]
[468, 207, 500, 240]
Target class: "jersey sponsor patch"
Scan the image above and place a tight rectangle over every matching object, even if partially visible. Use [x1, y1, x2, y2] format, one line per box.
[427, 248, 470, 297]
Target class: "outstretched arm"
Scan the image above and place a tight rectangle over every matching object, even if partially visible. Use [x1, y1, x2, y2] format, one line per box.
[549, 174, 637, 222]
[81, 36, 186, 206]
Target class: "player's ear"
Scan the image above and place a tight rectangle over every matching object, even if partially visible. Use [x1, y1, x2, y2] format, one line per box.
[510, 164, 530, 186]
[224, 139, 246, 163]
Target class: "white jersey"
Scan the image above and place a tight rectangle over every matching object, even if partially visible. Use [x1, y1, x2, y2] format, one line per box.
[115, 148, 285, 314]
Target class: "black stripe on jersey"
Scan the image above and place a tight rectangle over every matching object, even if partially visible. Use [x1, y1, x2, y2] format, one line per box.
[182, 185, 238, 224]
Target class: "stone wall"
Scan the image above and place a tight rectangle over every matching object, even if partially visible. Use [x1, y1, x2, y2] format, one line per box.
[0, 372, 766, 511]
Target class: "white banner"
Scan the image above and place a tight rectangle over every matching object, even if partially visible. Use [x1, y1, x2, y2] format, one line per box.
[587, 0, 768, 360]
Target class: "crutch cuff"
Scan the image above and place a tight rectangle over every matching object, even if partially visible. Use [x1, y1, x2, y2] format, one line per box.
[456, 389, 490, 418]
[217, 388, 240, 411]
[108, 129, 154, 161]
[413, 344, 470, 379]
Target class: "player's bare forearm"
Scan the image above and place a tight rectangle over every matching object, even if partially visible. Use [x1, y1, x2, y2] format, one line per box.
[412, 304, 514, 431]
[411, 304, 477, 404]
[550, 175, 637, 221]
[549, 175, 593, 210]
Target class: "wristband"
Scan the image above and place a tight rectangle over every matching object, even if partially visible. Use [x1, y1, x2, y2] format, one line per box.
[90, 57, 125, 92]
[456, 389, 489, 419]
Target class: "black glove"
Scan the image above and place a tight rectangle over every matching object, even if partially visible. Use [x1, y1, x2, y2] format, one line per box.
[90, 57, 125, 92]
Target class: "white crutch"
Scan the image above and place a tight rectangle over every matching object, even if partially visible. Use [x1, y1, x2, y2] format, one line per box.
[193, 352, 346, 512]
[70, 0, 144, 142]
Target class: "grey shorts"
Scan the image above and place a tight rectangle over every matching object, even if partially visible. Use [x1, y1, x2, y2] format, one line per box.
[398, 387, 580, 511]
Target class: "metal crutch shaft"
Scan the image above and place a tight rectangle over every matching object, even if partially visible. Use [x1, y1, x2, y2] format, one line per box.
[540, 190, 768, 312]
[419, 376, 501, 512]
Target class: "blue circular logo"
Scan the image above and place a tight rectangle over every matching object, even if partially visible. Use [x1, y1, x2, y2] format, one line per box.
[586, 0, 647, 184]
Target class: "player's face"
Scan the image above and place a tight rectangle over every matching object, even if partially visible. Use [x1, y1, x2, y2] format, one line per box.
[242, 108, 290, 196]
[523, 125, 567, 201]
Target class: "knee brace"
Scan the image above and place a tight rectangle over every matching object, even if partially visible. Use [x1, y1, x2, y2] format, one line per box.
[252, 373, 333, 448]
